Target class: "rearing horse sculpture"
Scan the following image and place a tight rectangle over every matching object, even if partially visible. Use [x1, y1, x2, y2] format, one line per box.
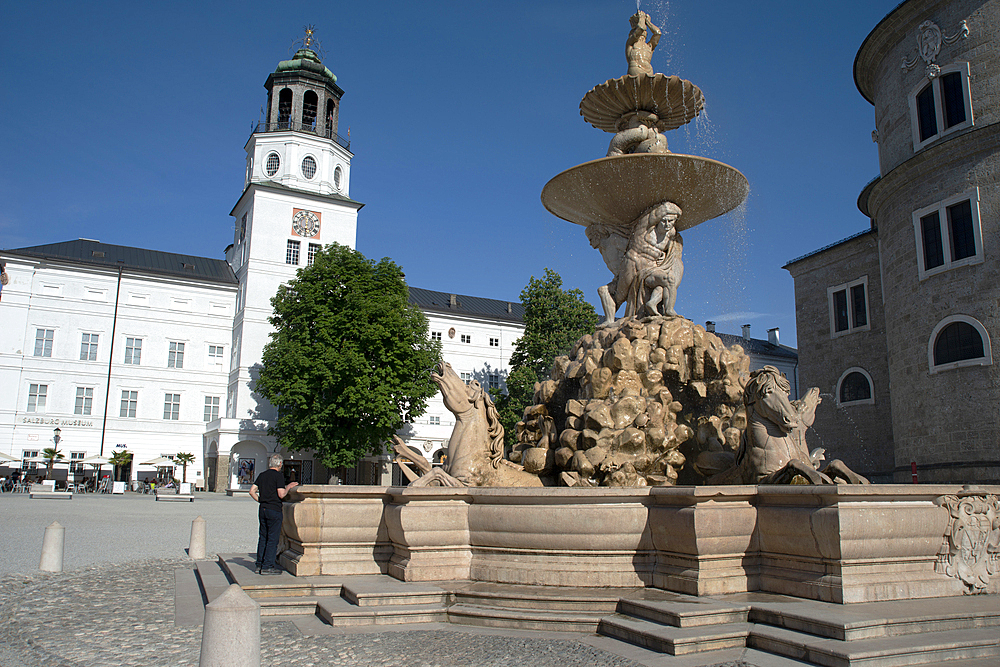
[394, 362, 543, 487]
[708, 366, 868, 485]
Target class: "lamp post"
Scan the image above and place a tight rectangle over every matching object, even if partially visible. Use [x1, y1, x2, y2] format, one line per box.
[52, 427, 61, 447]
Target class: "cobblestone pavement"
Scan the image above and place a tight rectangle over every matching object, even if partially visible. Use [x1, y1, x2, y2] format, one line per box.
[0, 559, 757, 667]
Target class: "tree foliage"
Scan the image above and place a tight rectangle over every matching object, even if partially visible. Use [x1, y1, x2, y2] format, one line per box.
[174, 452, 195, 483]
[495, 269, 599, 446]
[256, 244, 441, 470]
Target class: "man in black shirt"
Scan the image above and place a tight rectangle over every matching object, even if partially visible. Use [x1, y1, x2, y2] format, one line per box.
[249, 454, 299, 574]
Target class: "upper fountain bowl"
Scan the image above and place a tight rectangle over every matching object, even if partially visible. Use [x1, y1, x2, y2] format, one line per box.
[580, 73, 705, 133]
[541, 153, 749, 231]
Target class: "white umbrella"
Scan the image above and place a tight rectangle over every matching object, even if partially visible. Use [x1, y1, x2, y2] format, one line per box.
[80, 455, 109, 465]
[140, 456, 175, 466]
[0, 452, 18, 462]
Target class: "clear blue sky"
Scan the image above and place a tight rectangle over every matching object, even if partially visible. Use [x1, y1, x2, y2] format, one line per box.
[1, 0, 901, 347]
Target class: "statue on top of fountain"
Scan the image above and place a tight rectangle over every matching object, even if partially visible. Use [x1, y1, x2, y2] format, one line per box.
[587, 201, 684, 324]
[626, 10, 661, 77]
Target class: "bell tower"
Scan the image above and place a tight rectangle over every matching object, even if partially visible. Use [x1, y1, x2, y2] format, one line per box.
[224, 27, 363, 437]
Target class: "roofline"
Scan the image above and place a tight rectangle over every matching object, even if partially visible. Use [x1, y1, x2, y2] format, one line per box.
[416, 304, 525, 324]
[857, 175, 881, 218]
[782, 228, 877, 269]
[1, 247, 239, 287]
[229, 181, 364, 217]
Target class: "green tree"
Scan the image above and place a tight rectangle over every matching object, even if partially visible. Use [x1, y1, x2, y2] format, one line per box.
[174, 452, 195, 483]
[41, 447, 64, 480]
[257, 243, 441, 470]
[494, 269, 599, 446]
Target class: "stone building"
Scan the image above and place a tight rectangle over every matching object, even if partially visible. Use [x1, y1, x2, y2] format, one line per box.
[786, 0, 999, 483]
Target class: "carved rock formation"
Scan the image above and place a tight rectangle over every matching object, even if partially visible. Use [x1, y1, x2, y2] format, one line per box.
[511, 316, 749, 486]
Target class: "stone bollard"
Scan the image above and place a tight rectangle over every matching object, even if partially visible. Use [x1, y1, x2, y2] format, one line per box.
[190, 516, 207, 559]
[39, 521, 65, 573]
[199, 584, 260, 667]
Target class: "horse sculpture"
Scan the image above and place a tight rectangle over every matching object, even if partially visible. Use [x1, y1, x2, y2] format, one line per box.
[708, 366, 868, 485]
[393, 362, 543, 487]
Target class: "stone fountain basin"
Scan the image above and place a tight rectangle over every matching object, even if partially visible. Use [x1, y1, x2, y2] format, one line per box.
[279, 484, 999, 604]
[541, 153, 749, 231]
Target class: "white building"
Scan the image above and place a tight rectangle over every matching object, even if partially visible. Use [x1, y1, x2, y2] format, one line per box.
[0, 45, 523, 491]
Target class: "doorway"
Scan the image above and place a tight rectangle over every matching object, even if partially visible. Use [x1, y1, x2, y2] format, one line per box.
[282, 461, 302, 484]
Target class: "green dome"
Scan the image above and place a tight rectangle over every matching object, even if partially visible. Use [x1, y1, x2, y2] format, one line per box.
[275, 48, 337, 83]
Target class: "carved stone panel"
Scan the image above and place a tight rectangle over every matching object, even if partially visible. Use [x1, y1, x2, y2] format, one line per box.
[935, 486, 999, 594]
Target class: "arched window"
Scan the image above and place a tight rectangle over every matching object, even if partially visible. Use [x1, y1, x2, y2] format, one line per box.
[325, 99, 335, 138]
[277, 88, 293, 128]
[836, 368, 874, 406]
[929, 315, 992, 373]
[302, 90, 318, 129]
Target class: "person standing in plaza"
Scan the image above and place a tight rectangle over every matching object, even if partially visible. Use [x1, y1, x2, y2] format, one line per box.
[248, 454, 298, 574]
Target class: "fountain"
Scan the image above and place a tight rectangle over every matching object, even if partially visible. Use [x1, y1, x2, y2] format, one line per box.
[275, 12, 998, 610]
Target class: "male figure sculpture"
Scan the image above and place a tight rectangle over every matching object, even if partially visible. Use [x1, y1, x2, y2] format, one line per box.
[626, 11, 661, 77]
[585, 223, 629, 325]
[619, 202, 684, 318]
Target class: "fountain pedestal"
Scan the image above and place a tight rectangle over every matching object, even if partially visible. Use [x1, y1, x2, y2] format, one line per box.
[280, 484, 999, 603]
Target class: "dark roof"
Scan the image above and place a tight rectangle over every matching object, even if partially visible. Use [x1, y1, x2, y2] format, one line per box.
[782, 228, 876, 269]
[2, 239, 238, 286]
[231, 181, 363, 216]
[714, 332, 798, 360]
[408, 286, 524, 323]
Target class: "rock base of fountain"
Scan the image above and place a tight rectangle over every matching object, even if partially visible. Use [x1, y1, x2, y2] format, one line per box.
[280, 483, 999, 604]
[512, 316, 748, 486]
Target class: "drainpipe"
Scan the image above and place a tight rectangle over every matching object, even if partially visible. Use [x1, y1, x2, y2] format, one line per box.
[99, 264, 124, 457]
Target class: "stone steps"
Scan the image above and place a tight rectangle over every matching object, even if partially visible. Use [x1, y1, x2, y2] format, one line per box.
[447, 602, 607, 633]
[599, 614, 751, 654]
[316, 596, 448, 626]
[749, 624, 1000, 667]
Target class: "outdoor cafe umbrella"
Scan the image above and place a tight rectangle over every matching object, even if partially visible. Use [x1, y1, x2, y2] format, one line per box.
[79, 455, 109, 490]
[140, 456, 176, 485]
[0, 452, 17, 462]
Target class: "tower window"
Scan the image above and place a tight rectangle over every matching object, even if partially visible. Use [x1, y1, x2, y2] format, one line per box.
[827, 277, 869, 337]
[334, 166, 343, 191]
[302, 156, 317, 180]
[325, 99, 335, 138]
[929, 316, 992, 373]
[908, 63, 973, 151]
[240, 213, 247, 242]
[302, 90, 318, 129]
[307, 243, 320, 266]
[286, 240, 300, 265]
[277, 88, 292, 128]
[913, 190, 983, 279]
[265, 153, 280, 177]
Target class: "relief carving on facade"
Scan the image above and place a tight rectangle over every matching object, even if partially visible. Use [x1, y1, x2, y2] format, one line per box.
[935, 486, 1000, 593]
[901, 19, 969, 78]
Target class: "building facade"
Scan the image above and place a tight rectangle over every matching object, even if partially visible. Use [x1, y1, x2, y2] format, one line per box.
[787, 0, 1000, 483]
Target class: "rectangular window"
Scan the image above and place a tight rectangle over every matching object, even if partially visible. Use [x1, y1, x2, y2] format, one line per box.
[208, 345, 224, 364]
[460, 372, 473, 385]
[488, 373, 500, 391]
[828, 277, 869, 337]
[120, 390, 138, 418]
[75, 387, 94, 415]
[124, 337, 142, 365]
[909, 63, 973, 150]
[948, 200, 975, 261]
[70, 452, 86, 473]
[461, 334, 471, 344]
[80, 333, 99, 361]
[22, 450, 39, 471]
[163, 394, 180, 420]
[489, 337, 499, 347]
[307, 243, 320, 266]
[168, 342, 185, 368]
[941, 71, 967, 129]
[204, 396, 220, 422]
[431, 331, 442, 341]
[34, 329, 54, 357]
[240, 212, 247, 242]
[429, 416, 440, 426]
[27, 384, 47, 412]
[913, 190, 983, 279]
[286, 240, 300, 265]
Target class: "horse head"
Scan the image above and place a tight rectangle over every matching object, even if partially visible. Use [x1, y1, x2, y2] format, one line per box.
[431, 362, 477, 416]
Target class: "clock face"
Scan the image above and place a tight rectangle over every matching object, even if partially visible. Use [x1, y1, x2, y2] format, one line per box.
[291, 210, 321, 238]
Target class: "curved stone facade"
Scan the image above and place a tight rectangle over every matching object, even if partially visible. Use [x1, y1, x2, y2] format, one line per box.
[856, 0, 1000, 482]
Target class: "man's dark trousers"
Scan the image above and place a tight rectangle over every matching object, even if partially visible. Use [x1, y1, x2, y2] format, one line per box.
[256, 506, 283, 570]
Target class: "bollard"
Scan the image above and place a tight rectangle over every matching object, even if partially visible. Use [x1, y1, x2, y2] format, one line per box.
[199, 583, 260, 667]
[39, 521, 65, 573]
[190, 516, 207, 559]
